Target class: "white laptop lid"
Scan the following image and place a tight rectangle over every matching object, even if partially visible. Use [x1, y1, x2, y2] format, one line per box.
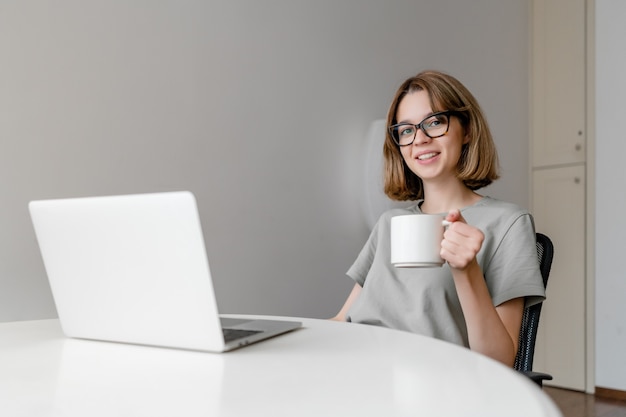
[29, 191, 227, 352]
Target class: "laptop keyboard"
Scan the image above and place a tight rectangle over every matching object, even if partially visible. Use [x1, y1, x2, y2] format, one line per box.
[222, 328, 262, 343]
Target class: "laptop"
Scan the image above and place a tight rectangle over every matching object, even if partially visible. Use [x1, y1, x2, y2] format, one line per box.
[29, 191, 301, 352]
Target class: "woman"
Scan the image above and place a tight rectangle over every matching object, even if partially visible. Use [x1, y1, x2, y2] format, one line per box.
[332, 70, 545, 366]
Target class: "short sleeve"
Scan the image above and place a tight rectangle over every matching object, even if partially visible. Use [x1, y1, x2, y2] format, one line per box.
[483, 213, 546, 308]
[346, 220, 380, 287]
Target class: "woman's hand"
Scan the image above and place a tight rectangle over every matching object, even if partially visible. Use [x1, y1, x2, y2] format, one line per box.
[440, 209, 484, 270]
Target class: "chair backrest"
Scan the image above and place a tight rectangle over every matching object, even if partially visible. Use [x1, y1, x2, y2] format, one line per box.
[513, 232, 554, 372]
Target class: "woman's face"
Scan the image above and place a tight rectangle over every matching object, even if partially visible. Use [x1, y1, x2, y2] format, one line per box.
[395, 90, 468, 186]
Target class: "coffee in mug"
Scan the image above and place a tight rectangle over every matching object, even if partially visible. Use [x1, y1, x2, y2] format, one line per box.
[390, 214, 451, 268]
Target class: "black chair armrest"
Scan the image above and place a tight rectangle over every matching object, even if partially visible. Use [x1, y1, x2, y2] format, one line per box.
[519, 370, 553, 387]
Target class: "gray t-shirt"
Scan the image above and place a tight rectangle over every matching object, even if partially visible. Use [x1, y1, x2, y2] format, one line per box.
[345, 196, 546, 348]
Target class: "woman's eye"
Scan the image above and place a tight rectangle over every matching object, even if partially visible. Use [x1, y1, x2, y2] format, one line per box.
[425, 115, 447, 129]
[400, 126, 415, 136]
[425, 118, 441, 128]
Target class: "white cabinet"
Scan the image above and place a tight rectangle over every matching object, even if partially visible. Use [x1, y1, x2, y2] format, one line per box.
[532, 0, 586, 167]
[532, 166, 586, 390]
[531, 0, 588, 391]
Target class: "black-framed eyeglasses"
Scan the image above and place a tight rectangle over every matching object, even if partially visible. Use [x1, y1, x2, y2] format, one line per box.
[388, 111, 456, 146]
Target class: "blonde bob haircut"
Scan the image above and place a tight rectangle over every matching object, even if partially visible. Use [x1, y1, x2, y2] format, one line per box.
[383, 70, 500, 201]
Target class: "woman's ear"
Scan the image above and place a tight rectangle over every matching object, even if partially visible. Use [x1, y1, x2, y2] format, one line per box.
[463, 130, 471, 144]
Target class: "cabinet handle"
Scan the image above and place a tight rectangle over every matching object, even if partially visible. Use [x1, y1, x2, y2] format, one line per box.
[574, 177, 581, 184]
[575, 143, 582, 151]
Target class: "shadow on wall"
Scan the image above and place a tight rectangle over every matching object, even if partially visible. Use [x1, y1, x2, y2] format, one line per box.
[361, 119, 413, 230]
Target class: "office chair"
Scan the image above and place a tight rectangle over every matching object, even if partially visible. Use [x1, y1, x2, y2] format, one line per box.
[513, 232, 554, 388]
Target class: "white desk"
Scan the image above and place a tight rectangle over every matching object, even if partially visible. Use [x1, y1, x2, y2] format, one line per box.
[0, 316, 561, 417]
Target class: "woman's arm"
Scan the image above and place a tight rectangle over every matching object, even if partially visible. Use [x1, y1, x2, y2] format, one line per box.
[329, 283, 362, 322]
[441, 210, 524, 366]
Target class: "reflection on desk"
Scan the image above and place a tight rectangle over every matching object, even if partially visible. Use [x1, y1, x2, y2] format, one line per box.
[0, 316, 561, 417]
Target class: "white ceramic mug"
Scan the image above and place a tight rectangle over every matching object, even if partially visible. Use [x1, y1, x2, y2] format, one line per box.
[390, 214, 451, 268]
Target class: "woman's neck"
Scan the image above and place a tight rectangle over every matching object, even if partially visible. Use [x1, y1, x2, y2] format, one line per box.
[420, 181, 482, 214]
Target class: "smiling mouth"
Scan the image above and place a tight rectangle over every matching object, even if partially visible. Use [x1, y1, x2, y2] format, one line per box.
[417, 152, 439, 161]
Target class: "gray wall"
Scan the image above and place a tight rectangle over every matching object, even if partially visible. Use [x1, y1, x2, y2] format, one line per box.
[595, 0, 626, 392]
[0, 0, 531, 322]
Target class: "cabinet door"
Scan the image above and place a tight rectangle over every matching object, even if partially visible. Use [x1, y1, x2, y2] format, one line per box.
[532, 0, 586, 167]
[532, 165, 586, 390]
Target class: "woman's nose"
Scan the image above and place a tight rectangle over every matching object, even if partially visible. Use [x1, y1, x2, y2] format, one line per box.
[412, 129, 432, 146]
